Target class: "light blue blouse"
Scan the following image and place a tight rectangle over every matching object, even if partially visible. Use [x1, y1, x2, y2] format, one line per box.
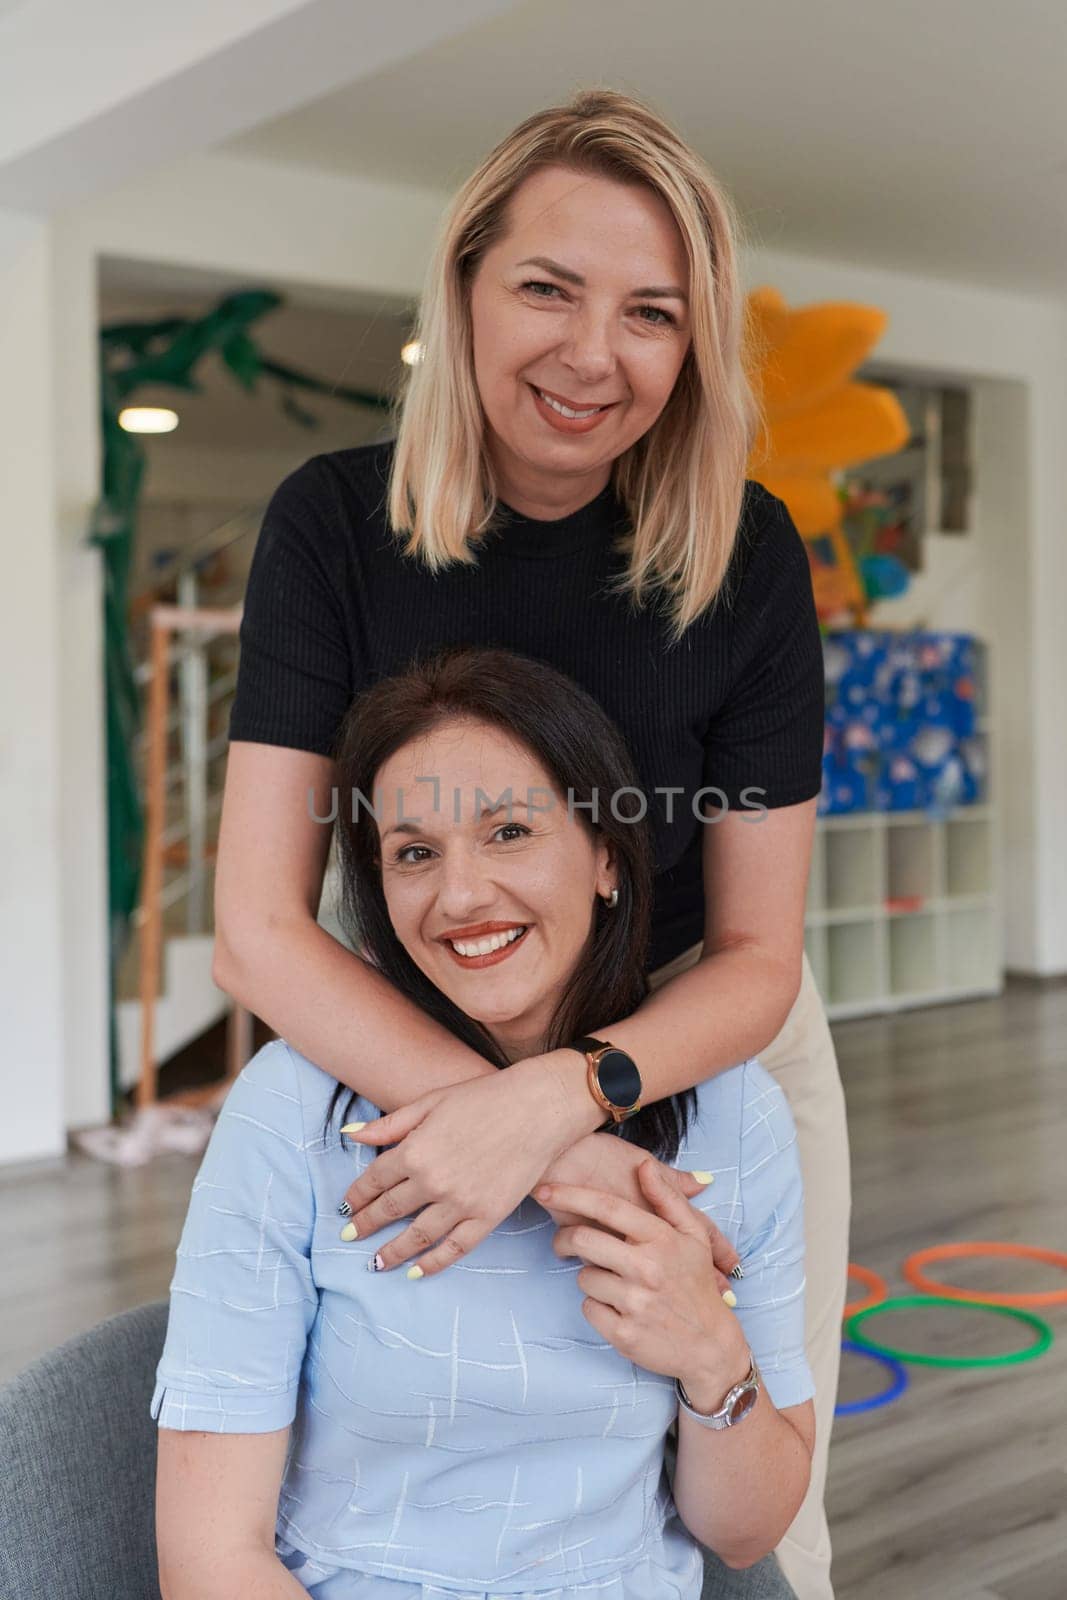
[152, 1040, 813, 1599]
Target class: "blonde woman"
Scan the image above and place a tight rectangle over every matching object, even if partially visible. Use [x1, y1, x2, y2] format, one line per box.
[215, 88, 850, 1600]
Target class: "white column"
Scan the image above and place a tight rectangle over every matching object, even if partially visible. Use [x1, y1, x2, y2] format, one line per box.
[53, 218, 111, 1130]
[0, 208, 66, 1162]
[0, 211, 110, 1166]
[1029, 310, 1067, 974]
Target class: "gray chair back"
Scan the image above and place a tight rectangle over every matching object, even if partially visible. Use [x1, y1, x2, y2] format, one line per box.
[0, 1300, 796, 1600]
[0, 1300, 168, 1600]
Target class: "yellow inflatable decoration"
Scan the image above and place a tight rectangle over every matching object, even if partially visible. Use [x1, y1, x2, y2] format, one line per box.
[743, 286, 910, 624]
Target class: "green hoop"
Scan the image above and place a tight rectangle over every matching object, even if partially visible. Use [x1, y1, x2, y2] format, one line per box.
[846, 1294, 1053, 1369]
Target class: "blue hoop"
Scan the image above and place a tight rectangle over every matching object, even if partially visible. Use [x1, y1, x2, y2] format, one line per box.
[835, 1338, 909, 1416]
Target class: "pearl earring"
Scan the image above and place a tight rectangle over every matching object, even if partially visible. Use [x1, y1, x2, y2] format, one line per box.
[602, 887, 619, 909]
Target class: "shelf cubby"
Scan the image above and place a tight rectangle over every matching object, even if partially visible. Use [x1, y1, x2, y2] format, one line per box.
[945, 814, 993, 897]
[826, 920, 882, 1008]
[887, 823, 939, 906]
[889, 912, 939, 997]
[807, 802, 1001, 1020]
[825, 826, 882, 913]
[944, 905, 1000, 993]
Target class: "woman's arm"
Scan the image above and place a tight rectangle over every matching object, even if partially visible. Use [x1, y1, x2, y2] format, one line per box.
[537, 798, 818, 1126]
[672, 1392, 814, 1567]
[549, 483, 825, 1126]
[671, 1059, 817, 1565]
[152, 1043, 321, 1596]
[156, 1430, 306, 1600]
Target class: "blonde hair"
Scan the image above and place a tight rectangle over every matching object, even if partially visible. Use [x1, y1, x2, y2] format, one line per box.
[386, 86, 762, 640]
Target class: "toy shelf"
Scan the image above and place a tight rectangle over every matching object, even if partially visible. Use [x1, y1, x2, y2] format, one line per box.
[804, 805, 1002, 1019]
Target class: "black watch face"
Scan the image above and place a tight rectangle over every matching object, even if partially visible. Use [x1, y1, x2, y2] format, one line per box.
[597, 1048, 641, 1109]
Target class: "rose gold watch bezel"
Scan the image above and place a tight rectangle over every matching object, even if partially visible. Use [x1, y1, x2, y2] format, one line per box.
[584, 1043, 641, 1124]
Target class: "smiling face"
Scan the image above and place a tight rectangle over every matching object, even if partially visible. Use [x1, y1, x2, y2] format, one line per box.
[468, 163, 693, 519]
[374, 716, 615, 1062]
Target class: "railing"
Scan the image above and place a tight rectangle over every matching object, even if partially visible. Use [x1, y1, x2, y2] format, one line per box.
[132, 585, 238, 934]
[129, 507, 259, 941]
[132, 596, 249, 1110]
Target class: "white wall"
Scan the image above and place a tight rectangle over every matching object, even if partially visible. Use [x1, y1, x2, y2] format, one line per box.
[970, 377, 1033, 969]
[0, 209, 66, 1161]
[51, 220, 111, 1134]
[76, 152, 446, 300]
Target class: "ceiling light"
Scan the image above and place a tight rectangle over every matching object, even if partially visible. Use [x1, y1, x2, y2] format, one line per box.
[118, 406, 179, 434]
[400, 341, 424, 366]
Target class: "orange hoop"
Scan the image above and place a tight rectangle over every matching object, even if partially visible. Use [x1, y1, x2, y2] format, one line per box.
[843, 1263, 888, 1320]
[903, 1242, 1067, 1309]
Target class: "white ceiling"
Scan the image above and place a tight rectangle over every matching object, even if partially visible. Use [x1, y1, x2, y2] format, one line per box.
[222, 0, 1067, 298]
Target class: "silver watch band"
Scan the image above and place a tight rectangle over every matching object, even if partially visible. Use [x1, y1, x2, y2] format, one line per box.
[675, 1352, 760, 1430]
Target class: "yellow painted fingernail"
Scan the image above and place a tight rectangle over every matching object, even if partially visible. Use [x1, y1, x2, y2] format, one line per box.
[339, 1222, 358, 1242]
[722, 1289, 738, 1309]
[340, 1122, 366, 1134]
[691, 1170, 714, 1185]
[406, 1264, 424, 1280]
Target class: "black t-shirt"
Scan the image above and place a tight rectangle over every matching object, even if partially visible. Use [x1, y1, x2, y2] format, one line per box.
[228, 439, 824, 971]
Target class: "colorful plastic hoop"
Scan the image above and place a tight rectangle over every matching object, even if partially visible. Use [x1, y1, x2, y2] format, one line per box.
[846, 1295, 1054, 1369]
[835, 1339, 909, 1417]
[902, 1241, 1067, 1309]
[843, 1262, 888, 1320]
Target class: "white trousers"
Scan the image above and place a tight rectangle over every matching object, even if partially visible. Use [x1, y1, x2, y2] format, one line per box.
[648, 947, 852, 1600]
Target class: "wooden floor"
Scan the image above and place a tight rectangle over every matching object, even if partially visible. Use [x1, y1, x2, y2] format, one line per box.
[2, 978, 1065, 1599]
[823, 979, 1067, 1600]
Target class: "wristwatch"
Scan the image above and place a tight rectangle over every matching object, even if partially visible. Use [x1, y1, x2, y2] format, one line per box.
[675, 1352, 761, 1430]
[568, 1036, 642, 1128]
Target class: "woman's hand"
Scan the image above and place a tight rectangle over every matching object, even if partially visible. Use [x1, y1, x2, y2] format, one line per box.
[538, 1134, 741, 1296]
[337, 1057, 603, 1276]
[535, 1161, 750, 1396]
[337, 1056, 743, 1289]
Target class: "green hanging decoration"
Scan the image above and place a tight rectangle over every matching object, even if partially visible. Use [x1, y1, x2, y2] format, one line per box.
[89, 288, 392, 1116]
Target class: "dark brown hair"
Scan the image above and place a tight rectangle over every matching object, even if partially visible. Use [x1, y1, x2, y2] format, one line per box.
[326, 644, 696, 1163]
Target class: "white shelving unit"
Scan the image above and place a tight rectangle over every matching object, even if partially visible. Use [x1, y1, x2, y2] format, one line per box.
[805, 804, 1002, 1019]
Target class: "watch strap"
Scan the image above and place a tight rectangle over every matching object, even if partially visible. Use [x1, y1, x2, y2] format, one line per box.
[675, 1354, 760, 1430]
